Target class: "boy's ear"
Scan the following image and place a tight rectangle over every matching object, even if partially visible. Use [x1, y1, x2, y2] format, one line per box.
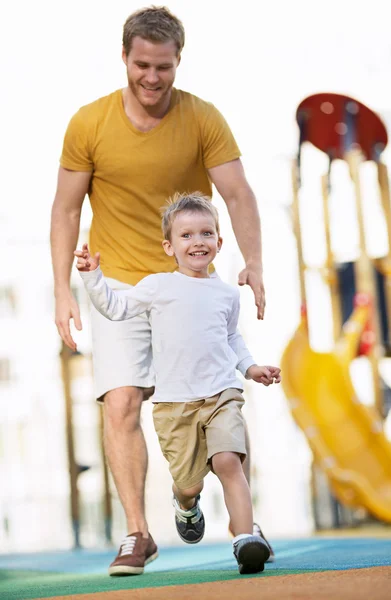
[217, 236, 223, 252]
[162, 240, 174, 256]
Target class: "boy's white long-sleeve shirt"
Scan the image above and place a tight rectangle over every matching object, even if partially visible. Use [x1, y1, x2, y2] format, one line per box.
[80, 268, 255, 403]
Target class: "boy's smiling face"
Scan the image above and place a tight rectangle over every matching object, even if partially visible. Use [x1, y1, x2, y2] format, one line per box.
[162, 210, 222, 278]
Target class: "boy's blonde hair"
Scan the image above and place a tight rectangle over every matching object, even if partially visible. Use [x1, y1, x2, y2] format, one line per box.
[162, 192, 220, 241]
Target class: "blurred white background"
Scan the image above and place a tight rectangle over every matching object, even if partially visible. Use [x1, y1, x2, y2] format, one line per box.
[1, 0, 391, 552]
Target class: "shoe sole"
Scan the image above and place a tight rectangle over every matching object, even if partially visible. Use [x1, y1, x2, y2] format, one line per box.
[177, 528, 205, 544]
[229, 525, 276, 562]
[108, 551, 159, 576]
[266, 553, 275, 563]
[238, 541, 270, 575]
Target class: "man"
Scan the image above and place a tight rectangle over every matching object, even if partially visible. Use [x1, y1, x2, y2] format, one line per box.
[51, 6, 271, 576]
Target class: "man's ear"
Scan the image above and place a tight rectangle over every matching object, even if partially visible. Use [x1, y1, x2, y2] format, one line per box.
[122, 46, 127, 65]
[162, 240, 174, 256]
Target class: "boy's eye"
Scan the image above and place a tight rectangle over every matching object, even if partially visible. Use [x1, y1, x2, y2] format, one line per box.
[203, 232, 212, 236]
[182, 233, 190, 238]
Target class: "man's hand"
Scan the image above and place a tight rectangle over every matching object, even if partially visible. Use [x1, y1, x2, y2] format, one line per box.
[246, 365, 281, 386]
[55, 291, 82, 351]
[74, 243, 100, 272]
[238, 264, 266, 320]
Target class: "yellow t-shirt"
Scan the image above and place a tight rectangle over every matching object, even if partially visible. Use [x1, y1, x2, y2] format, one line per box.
[60, 88, 241, 284]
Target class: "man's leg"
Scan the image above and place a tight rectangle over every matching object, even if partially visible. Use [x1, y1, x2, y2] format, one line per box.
[90, 284, 156, 575]
[103, 385, 158, 576]
[103, 385, 148, 536]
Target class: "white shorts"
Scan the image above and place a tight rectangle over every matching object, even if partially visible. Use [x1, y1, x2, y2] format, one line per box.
[90, 277, 155, 402]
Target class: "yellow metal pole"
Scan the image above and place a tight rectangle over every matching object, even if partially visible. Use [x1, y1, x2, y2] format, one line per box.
[346, 150, 383, 415]
[377, 162, 391, 347]
[291, 159, 307, 314]
[60, 342, 80, 548]
[321, 173, 342, 342]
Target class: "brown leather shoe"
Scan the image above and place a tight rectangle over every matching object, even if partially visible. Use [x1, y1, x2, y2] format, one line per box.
[108, 532, 158, 576]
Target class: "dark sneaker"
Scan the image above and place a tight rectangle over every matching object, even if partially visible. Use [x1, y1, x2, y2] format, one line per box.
[108, 532, 158, 576]
[233, 535, 270, 574]
[253, 522, 275, 562]
[173, 495, 205, 544]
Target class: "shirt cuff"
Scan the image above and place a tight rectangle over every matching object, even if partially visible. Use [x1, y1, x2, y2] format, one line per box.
[79, 266, 102, 282]
[237, 357, 256, 379]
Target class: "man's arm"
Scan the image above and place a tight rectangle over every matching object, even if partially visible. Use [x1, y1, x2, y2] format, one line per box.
[208, 158, 265, 319]
[50, 167, 92, 350]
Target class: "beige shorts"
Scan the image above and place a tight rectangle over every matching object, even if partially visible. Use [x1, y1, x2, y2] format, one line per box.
[90, 277, 155, 402]
[152, 388, 246, 490]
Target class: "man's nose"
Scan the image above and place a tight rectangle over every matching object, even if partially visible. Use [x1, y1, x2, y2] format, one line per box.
[145, 68, 159, 84]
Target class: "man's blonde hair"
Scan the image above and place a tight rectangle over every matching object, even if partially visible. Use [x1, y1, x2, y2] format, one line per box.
[162, 192, 220, 241]
[123, 6, 185, 56]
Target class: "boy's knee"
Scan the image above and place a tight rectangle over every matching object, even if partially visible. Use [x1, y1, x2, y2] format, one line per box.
[175, 481, 203, 499]
[211, 451, 242, 477]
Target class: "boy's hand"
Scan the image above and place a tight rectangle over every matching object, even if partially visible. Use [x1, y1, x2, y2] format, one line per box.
[74, 243, 100, 272]
[246, 365, 281, 386]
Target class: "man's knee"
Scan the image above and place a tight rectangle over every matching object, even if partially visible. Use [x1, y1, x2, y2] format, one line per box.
[103, 386, 144, 429]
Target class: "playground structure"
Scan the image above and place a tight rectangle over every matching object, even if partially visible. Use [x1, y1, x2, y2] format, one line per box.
[282, 93, 391, 524]
[60, 343, 112, 548]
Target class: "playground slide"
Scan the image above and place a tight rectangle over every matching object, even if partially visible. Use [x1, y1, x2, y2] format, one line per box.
[281, 303, 391, 523]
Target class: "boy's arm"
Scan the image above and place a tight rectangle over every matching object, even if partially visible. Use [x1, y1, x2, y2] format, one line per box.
[227, 292, 256, 378]
[80, 267, 157, 321]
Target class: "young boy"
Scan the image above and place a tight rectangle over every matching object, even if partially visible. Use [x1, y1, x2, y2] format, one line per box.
[75, 193, 281, 574]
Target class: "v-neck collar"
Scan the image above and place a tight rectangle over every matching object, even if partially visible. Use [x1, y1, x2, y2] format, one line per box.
[117, 88, 178, 137]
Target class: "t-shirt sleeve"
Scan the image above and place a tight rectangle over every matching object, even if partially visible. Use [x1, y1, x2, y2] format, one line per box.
[80, 268, 158, 320]
[227, 290, 256, 377]
[60, 110, 94, 172]
[201, 103, 241, 170]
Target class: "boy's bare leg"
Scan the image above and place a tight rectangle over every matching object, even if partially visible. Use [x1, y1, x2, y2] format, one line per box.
[228, 424, 250, 535]
[240, 424, 275, 561]
[212, 451, 253, 535]
[103, 386, 148, 537]
[242, 420, 251, 483]
[213, 451, 270, 574]
[173, 481, 203, 509]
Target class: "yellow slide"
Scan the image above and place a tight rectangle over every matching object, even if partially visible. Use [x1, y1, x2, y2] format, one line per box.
[281, 303, 391, 522]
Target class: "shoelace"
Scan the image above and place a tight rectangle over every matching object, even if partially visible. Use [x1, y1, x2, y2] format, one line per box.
[119, 536, 137, 556]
